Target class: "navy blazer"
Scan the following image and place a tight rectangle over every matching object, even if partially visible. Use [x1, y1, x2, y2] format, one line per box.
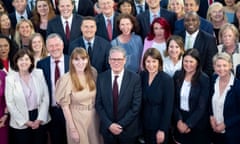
[176, 30, 218, 76]
[36, 55, 69, 106]
[136, 8, 177, 39]
[95, 69, 142, 140]
[173, 71, 210, 130]
[140, 71, 174, 143]
[210, 75, 240, 144]
[174, 17, 214, 35]
[68, 36, 110, 73]
[46, 14, 82, 54]
[95, 13, 120, 41]
[9, 10, 32, 29]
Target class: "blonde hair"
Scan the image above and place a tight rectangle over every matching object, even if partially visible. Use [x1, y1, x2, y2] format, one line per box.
[29, 33, 48, 58]
[69, 47, 96, 91]
[168, 0, 185, 19]
[14, 19, 35, 47]
[207, 2, 228, 22]
[213, 52, 232, 67]
[219, 23, 239, 44]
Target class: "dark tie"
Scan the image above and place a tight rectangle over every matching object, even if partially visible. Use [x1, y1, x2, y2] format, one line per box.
[65, 21, 70, 41]
[55, 60, 60, 84]
[87, 42, 92, 60]
[55, 0, 58, 9]
[112, 75, 119, 120]
[138, 4, 143, 13]
[20, 16, 25, 19]
[107, 19, 112, 40]
[209, 0, 213, 5]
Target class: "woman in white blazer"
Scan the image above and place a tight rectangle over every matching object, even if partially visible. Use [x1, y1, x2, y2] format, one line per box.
[5, 49, 50, 144]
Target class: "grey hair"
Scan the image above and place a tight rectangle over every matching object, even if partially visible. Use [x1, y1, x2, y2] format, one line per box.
[109, 46, 127, 58]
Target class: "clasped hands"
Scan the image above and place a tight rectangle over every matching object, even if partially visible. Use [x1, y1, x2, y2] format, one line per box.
[177, 120, 191, 134]
[25, 120, 42, 129]
[109, 123, 123, 135]
[210, 116, 225, 133]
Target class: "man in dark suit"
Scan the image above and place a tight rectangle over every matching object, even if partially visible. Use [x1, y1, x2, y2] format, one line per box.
[176, 12, 217, 76]
[37, 33, 69, 144]
[9, 0, 32, 29]
[47, 0, 82, 54]
[174, 0, 214, 35]
[136, 0, 177, 39]
[2, 0, 15, 13]
[96, 46, 142, 144]
[95, 0, 119, 41]
[69, 16, 110, 73]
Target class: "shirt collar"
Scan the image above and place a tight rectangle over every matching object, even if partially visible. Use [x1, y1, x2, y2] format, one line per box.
[186, 29, 199, 38]
[50, 55, 64, 64]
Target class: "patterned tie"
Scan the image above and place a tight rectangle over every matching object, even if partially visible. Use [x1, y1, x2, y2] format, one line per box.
[65, 21, 70, 41]
[112, 75, 119, 120]
[55, 60, 60, 84]
[107, 19, 112, 40]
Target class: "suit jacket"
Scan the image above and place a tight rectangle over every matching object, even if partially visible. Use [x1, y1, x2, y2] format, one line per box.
[95, 13, 120, 41]
[174, 17, 214, 35]
[69, 36, 110, 73]
[5, 69, 50, 129]
[140, 71, 174, 143]
[136, 8, 177, 39]
[36, 55, 69, 106]
[95, 69, 142, 140]
[177, 30, 217, 76]
[173, 71, 210, 130]
[9, 10, 32, 29]
[46, 14, 82, 54]
[210, 74, 240, 144]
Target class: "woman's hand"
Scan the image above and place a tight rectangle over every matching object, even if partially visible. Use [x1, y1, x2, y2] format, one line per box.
[32, 120, 42, 129]
[215, 122, 225, 133]
[0, 115, 8, 128]
[156, 130, 165, 144]
[70, 128, 80, 143]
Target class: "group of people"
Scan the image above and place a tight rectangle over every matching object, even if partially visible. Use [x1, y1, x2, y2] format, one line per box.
[0, 0, 240, 144]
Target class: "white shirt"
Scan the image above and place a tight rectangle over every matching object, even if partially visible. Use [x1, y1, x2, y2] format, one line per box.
[104, 14, 114, 30]
[61, 14, 73, 32]
[185, 30, 199, 50]
[163, 56, 182, 77]
[212, 73, 234, 133]
[180, 80, 191, 111]
[50, 55, 65, 106]
[111, 69, 124, 93]
[83, 37, 95, 52]
[15, 10, 28, 23]
[152, 42, 166, 59]
[74, 0, 79, 10]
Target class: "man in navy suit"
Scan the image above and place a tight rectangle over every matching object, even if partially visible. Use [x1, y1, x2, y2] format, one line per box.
[47, 0, 82, 54]
[95, 0, 120, 41]
[176, 12, 217, 76]
[96, 46, 142, 144]
[69, 16, 110, 73]
[37, 33, 69, 144]
[136, 0, 177, 39]
[174, 0, 214, 35]
[9, 0, 32, 29]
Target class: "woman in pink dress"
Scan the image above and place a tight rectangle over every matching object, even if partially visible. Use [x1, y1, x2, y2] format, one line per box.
[0, 70, 8, 144]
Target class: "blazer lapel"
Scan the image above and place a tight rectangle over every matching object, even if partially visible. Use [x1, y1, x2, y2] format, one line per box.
[118, 71, 129, 103]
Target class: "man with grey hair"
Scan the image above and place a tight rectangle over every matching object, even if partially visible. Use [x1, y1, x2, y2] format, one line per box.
[37, 33, 69, 144]
[96, 46, 142, 144]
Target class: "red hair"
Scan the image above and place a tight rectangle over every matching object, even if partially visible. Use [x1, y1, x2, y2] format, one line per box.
[147, 17, 171, 41]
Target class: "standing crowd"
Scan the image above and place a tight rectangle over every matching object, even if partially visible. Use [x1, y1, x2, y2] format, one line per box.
[0, 0, 240, 144]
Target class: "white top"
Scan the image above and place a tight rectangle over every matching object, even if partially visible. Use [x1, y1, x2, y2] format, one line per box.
[152, 42, 166, 59]
[50, 55, 65, 106]
[180, 80, 191, 111]
[212, 73, 234, 133]
[111, 69, 124, 93]
[163, 56, 182, 77]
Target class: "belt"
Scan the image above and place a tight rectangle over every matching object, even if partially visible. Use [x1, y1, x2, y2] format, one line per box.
[70, 104, 94, 111]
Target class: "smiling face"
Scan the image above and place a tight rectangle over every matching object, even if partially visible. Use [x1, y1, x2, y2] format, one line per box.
[47, 36, 63, 60]
[0, 38, 10, 60]
[17, 54, 32, 72]
[184, 0, 199, 13]
[210, 7, 224, 22]
[31, 35, 44, 54]
[58, 0, 73, 19]
[0, 14, 11, 30]
[168, 40, 182, 60]
[184, 13, 200, 34]
[183, 55, 198, 74]
[72, 54, 88, 73]
[109, 50, 126, 74]
[119, 2, 132, 14]
[12, 0, 27, 13]
[214, 58, 232, 78]
[145, 56, 159, 74]
[18, 21, 32, 38]
[169, 0, 184, 14]
[81, 19, 97, 41]
[146, 0, 160, 9]
[153, 22, 165, 39]
[98, 0, 114, 17]
[119, 18, 133, 35]
[36, 0, 50, 16]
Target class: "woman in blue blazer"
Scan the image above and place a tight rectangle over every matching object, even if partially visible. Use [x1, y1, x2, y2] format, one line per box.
[210, 53, 240, 144]
[173, 48, 211, 144]
[141, 48, 174, 144]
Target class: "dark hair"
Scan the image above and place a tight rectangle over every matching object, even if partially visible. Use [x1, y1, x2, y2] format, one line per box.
[177, 48, 202, 85]
[81, 16, 96, 26]
[116, 13, 139, 34]
[165, 35, 185, 59]
[142, 48, 163, 71]
[0, 34, 18, 69]
[13, 49, 35, 73]
[0, 13, 15, 37]
[147, 17, 171, 41]
[117, 0, 136, 16]
[0, 1, 6, 13]
[184, 0, 200, 6]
